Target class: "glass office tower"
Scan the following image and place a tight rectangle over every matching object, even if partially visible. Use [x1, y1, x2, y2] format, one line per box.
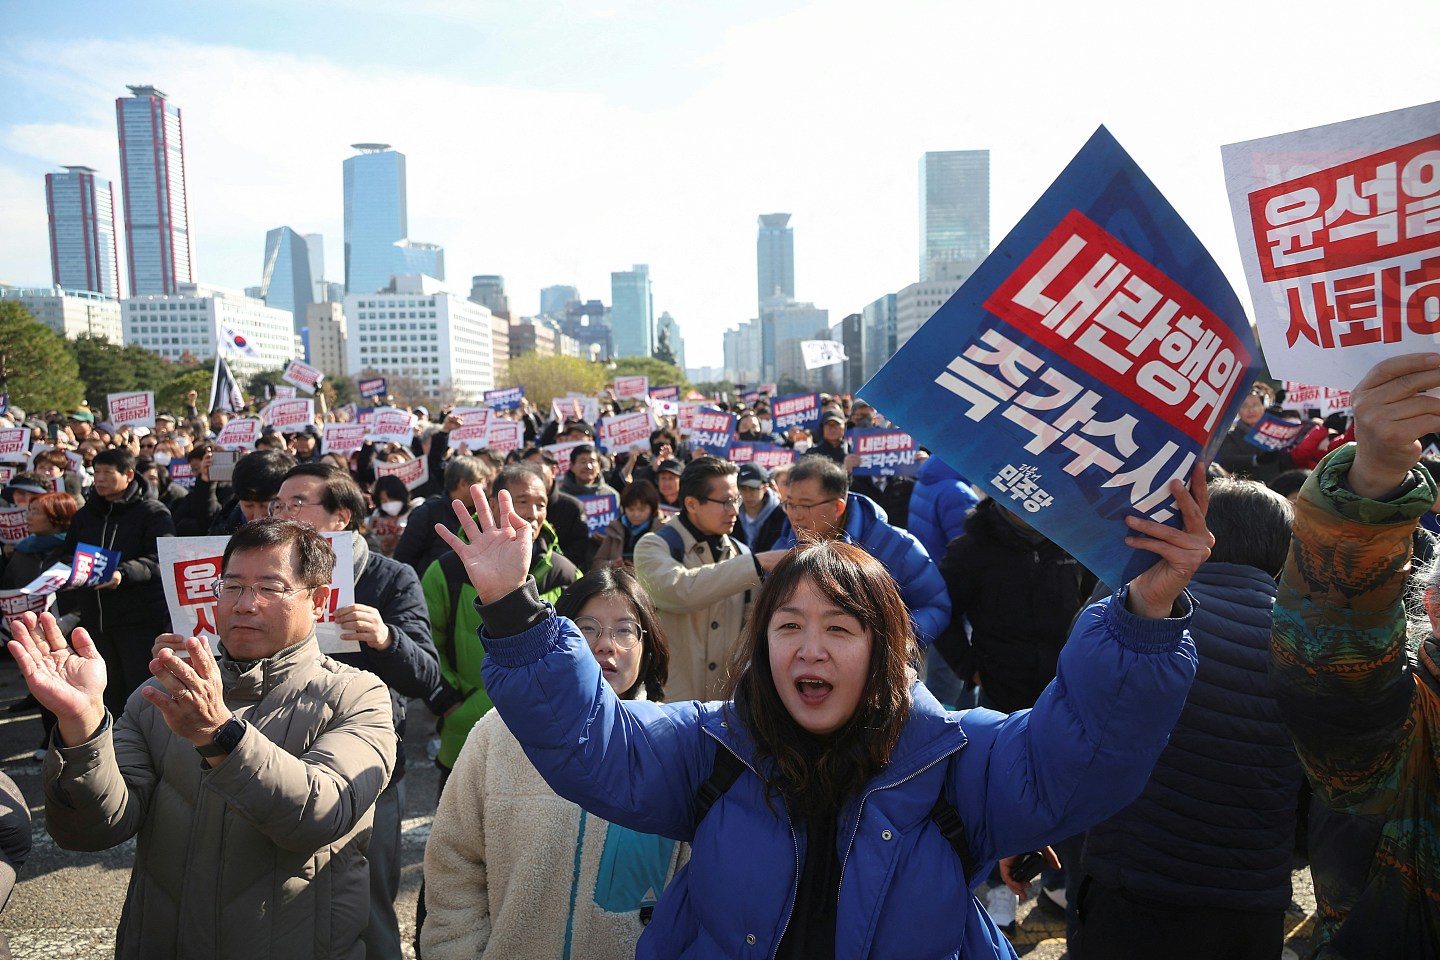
[116, 85, 193, 295]
[46, 165, 120, 297]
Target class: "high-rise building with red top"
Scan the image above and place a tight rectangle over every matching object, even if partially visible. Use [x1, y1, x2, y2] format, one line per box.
[116, 84, 194, 295]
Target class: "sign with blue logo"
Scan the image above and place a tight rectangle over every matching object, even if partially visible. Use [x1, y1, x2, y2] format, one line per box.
[861, 127, 1258, 588]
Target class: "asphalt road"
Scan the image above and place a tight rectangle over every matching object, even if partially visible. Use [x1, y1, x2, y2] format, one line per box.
[0, 658, 1319, 959]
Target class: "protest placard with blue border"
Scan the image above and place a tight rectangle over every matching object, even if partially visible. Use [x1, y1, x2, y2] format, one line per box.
[860, 126, 1258, 588]
[648, 385, 679, 401]
[358, 377, 387, 400]
[688, 410, 737, 457]
[1245, 412, 1308, 452]
[579, 494, 618, 536]
[771, 393, 821, 434]
[484, 386, 525, 411]
[848, 428, 920, 477]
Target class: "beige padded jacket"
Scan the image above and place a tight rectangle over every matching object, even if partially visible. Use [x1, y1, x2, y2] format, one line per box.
[43, 635, 397, 960]
[421, 708, 684, 960]
[633, 521, 761, 702]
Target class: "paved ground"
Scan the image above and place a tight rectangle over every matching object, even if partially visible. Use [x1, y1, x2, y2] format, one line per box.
[0, 656, 1320, 958]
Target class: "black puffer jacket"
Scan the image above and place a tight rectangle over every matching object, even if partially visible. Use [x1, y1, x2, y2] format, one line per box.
[936, 497, 1097, 712]
[54, 476, 174, 635]
[1080, 562, 1304, 911]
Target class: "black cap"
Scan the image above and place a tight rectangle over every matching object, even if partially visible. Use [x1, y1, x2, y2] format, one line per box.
[656, 458, 683, 476]
[821, 410, 845, 425]
[737, 463, 769, 488]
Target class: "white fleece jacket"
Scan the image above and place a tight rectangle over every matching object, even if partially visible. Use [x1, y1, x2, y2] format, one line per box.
[421, 706, 686, 960]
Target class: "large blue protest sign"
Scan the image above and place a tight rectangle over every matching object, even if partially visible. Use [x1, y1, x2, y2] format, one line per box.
[688, 409, 737, 457]
[861, 127, 1258, 589]
[358, 376, 387, 400]
[849, 428, 920, 477]
[484, 386, 525, 411]
[579, 494, 618, 536]
[1245, 413, 1307, 452]
[771, 393, 821, 434]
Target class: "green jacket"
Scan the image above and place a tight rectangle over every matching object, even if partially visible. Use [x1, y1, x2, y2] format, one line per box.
[422, 522, 580, 769]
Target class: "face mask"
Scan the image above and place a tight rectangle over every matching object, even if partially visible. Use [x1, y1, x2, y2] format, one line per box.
[380, 501, 404, 516]
[152, 452, 172, 466]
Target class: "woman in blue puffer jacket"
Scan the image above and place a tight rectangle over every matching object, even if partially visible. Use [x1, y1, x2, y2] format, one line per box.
[434, 469, 1210, 959]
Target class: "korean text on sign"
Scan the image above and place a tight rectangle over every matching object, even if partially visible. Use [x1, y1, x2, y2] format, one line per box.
[1245, 413, 1308, 452]
[771, 393, 821, 432]
[983, 209, 1250, 445]
[580, 494, 618, 536]
[598, 411, 653, 454]
[850, 429, 920, 477]
[688, 410, 736, 456]
[107, 391, 155, 427]
[933, 324, 1200, 524]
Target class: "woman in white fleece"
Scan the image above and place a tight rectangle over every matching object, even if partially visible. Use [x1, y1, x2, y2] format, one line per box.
[420, 568, 684, 960]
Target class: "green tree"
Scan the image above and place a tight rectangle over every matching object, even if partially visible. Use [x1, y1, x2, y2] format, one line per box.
[69, 334, 137, 410]
[124, 342, 175, 392]
[501, 355, 609, 407]
[248, 368, 288, 401]
[156, 369, 214, 418]
[0, 303, 86, 414]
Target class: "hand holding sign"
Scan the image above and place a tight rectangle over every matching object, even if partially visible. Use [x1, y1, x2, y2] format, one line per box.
[7, 611, 107, 746]
[1347, 352, 1440, 499]
[1123, 462, 1214, 619]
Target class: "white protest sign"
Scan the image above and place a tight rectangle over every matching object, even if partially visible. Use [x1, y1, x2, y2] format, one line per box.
[376, 456, 429, 491]
[281, 359, 325, 394]
[0, 506, 28, 544]
[451, 407, 491, 428]
[260, 398, 314, 432]
[483, 420, 524, 454]
[597, 410, 654, 454]
[550, 396, 600, 425]
[323, 422, 368, 454]
[800, 340, 849, 370]
[1222, 100, 1440, 390]
[367, 409, 417, 446]
[447, 424, 491, 451]
[106, 391, 156, 428]
[273, 385, 297, 399]
[543, 441, 586, 475]
[0, 589, 50, 636]
[613, 375, 649, 400]
[0, 428, 31, 463]
[157, 533, 357, 655]
[214, 417, 261, 451]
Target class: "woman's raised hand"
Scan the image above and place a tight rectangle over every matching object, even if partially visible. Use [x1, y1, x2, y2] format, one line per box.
[1124, 461, 1214, 619]
[435, 485, 533, 605]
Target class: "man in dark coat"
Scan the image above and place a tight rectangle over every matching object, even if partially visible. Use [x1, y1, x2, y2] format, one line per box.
[54, 447, 175, 717]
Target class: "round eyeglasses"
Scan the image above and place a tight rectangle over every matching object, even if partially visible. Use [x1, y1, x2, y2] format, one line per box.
[573, 616, 644, 650]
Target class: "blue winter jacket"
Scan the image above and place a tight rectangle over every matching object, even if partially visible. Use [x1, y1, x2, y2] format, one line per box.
[771, 493, 951, 647]
[908, 456, 981, 563]
[479, 581, 1198, 960]
[1080, 562, 1303, 911]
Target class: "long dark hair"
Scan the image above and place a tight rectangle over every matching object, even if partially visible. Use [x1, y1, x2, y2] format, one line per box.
[555, 568, 670, 702]
[725, 541, 915, 818]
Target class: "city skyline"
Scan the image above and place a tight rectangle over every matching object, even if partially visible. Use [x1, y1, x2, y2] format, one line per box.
[1, 1, 1434, 372]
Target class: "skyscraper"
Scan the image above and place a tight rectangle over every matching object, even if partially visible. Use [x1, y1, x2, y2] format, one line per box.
[259, 227, 315, 335]
[115, 85, 193, 295]
[344, 144, 407, 295]
[45, 165, 120, 297]
[469, 275, 509, 319]
[610, 265, 653, 359]
[540, 284, 579, 318]
[919, 150, 989, 281]
[757, 213, 795, 310]
[304, 233, 327, 300]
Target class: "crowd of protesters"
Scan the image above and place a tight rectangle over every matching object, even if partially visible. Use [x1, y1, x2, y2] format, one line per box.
[1, 358, 1439, 959]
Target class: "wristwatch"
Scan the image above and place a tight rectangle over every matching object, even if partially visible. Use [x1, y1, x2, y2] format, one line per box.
[196, 717, 247, 758]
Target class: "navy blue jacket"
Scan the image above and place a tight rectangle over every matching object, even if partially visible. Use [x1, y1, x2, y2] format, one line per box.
[1081, 562, 1304, 911]
[330, 551, 438, 782]
[772, 493, 950, 647]
[479, 581, 1198, 959]
[907, 456, 980, 563]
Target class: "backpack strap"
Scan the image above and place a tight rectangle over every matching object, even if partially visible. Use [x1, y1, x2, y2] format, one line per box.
[694, 745, 747, 829]
[656, 523, 688, 564]
[929, 790, 977, 881]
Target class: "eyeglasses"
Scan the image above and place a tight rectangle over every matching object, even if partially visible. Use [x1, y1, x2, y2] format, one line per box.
[574, 616, 644, 650]
[698, 496, 741, 511]
[212, 578, 307, 605]
[268, 497, 322, 517]
[781, 498, 840, 514]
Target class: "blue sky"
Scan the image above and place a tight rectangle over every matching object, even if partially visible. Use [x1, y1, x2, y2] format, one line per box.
[3, 0, 1437, 371]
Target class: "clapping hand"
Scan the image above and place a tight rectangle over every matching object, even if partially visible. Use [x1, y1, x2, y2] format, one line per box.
[8, 612, 107, 747]
[1124, 462, 1214, 619]
[435, 486, 533, 605]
